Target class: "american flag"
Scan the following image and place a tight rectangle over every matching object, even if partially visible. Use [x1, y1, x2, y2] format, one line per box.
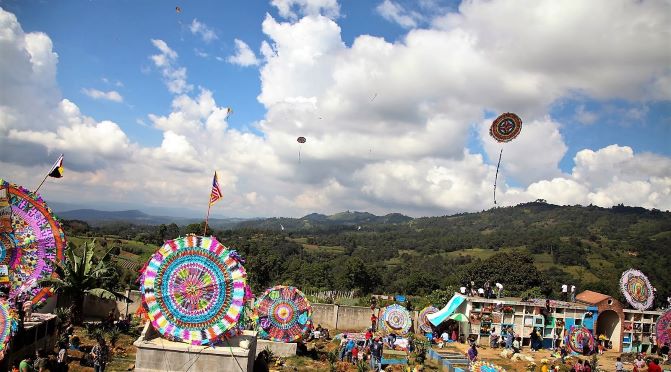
[209, 171, 223, 205]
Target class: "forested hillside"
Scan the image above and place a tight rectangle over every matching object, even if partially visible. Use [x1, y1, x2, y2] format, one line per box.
[60, 201, 671, 308]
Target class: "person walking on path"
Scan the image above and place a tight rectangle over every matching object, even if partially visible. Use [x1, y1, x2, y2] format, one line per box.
[91, 337, 109, 372]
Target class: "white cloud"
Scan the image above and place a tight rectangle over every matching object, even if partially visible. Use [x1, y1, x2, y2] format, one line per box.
[271, 0, 340, 19]
[575, 105, 597, 125]
[376, 0, 424, 28]
[189, 19, 218, 43]
[82, 88, 123, 103]
[150, 39, 192, 94]
[227, 39, 260, 67]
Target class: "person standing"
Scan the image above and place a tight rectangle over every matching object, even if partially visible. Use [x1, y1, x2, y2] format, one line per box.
[561, 284, 568, 301]
[495, 283, 503, 298]
[370, 312, 377, 331]
[647, 359, 662, 372]
[467, 344, 478, 363]
[505, 328, 514, 349]
[570, 285, 576, 302]
[339, 335, 348, 361]
[18, 355, 34, 372]
[34, 350, 49, 372]
[370, 337, 383, 371]
[91, 337, 109, 372]
[57, 340, 69, 372]
[615, 357, 624, 372]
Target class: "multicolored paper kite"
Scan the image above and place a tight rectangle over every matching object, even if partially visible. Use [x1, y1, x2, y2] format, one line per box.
[141, 235, 247, 345]
[620, 269, 654, 310]
[381, 304, 412, 335]
[255, 285, 312, 343]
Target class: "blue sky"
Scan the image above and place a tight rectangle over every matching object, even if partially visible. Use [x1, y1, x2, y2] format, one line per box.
[1, 0, 670, 217]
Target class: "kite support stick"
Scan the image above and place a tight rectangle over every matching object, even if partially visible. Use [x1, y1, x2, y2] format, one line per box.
[35, 173, 49, 194]
[494, 148, 503, 205]
[203, 203, 212, 236]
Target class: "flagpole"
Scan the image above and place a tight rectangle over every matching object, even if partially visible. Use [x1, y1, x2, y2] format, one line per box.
[35, 173, 50, 194]
[204, 202, 212, 236]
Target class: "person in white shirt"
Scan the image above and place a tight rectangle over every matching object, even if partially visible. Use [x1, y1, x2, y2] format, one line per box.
[460, 287, 467, 294]
[570, 285, 576, 301]
[495, 283, 503, 298]
[477, 288, 485, 296]
[561, 284, 568, 301]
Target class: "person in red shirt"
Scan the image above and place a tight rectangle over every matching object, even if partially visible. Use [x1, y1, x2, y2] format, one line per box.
[351, 344, 359, 364]
[365, 329, 373, 346]
[647, 359, 662, 372]
[371, 313, 377, 330]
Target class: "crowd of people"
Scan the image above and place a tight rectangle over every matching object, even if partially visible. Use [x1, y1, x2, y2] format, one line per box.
[337, 329, 385, 371]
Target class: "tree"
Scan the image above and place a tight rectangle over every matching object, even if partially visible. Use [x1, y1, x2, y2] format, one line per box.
[40, 240, 130, 325]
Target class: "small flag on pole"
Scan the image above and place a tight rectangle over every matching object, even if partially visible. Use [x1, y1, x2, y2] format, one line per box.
[48, 154, 64, 178]
[209, 171, 223, 205]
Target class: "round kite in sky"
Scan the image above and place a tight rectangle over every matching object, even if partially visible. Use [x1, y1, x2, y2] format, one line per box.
[566, 326, 594, 354]
[1, 179, 65, 306]
[418, 306, 438, 333]
[489, 113, 522, 143]
[296, 136, 306, 144]
[141, 235, 247, 345]
[255, 285, 312, 343]
[381, 304, 412, 335]
[620, 269, 654, 310]
[655, 309, 670, 347]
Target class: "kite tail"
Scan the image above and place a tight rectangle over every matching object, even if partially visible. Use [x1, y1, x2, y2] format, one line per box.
[494, 148, 503, 205]
[298, 146, 302, 163]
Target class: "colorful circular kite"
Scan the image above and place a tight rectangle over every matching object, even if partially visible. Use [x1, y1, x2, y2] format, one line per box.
[656, 309, 671, 347]
[620, 269, 654, 310]
[1, 179, 65, 306]
[381, 304, 412, 335]
[255, 285, 312, 343]
[418, 306, 438, 333]
[141, 235, 247, 345]
[566, 326, 594, 354]
[489, 113, 522, 143]
[470, 361, 506, 372]
[0, 298, 17, 360]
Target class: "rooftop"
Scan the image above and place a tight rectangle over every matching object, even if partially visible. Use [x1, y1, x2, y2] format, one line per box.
[575, 290, 611, 305]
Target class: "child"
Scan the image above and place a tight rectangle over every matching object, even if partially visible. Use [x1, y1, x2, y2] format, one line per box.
[351, 344, 359, 364]
[615, 357, 624, 372]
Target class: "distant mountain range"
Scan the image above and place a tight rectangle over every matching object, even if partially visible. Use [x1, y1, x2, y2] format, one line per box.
[235, 210, 413, 230]
[55, 208, 413, 230]
[56, 209, 252, 229]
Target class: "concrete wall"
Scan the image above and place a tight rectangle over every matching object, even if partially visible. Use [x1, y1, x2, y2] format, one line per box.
[311, 303, 418, 332]
[336, 305, 374, 331]
[312, 303, 338, 329]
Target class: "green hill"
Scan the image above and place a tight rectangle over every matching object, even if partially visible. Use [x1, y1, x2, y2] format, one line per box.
[60, 202, 671, 308]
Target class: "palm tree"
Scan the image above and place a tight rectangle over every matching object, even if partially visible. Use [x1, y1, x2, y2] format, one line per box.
[40, 240, 131, 325]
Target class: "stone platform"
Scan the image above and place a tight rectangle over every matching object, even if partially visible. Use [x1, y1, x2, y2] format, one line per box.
[256, 339, 297, 357]
[133, 324, 257, 372]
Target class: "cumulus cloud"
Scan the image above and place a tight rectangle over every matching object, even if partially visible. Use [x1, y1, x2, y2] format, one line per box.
[82, 88, 123, 103]
[227, 39, 260, 67]
[376, 0, 424, 28]
[271, 0, 340, 19]
[150, 39, 192, 94]
[2, 3, 671, 217]
[189, 19, 217, 43]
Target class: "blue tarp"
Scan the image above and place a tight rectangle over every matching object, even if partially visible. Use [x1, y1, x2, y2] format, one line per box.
[427, 294, 466, 326]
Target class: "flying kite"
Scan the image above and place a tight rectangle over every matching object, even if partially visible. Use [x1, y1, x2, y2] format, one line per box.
[489, 112, 522, 205]
[296, 136, 306, 163]
[175, 6, 181, 13]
